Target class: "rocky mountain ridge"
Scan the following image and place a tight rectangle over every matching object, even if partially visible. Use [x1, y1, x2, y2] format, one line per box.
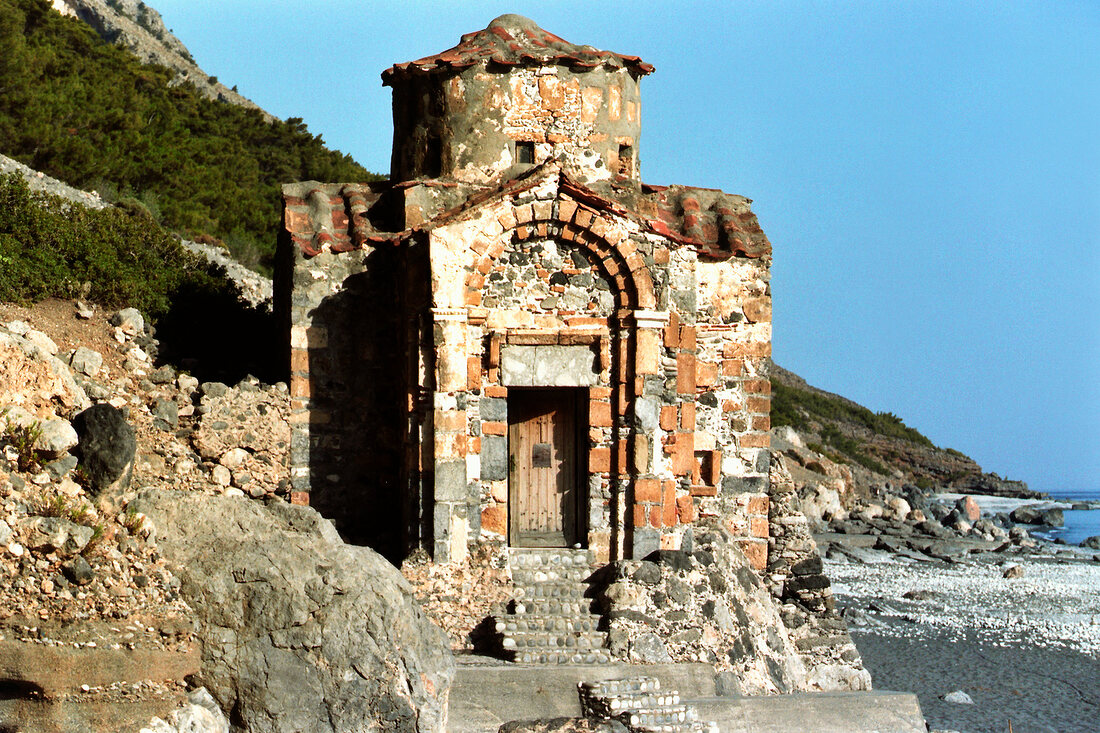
[768, 362, 1036, 508]
[49, 0, 274, 121]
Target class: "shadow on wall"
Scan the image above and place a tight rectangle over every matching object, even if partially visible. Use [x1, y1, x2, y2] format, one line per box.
[304, 259, 412, 565]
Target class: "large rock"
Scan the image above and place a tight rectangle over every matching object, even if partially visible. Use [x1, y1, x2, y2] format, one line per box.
[72, 403, 136, 497]
[130, 490, 454, 733]
[35, 417, 79, 455]
[1009, 506, 1041, 524]
[955, 495, 981, 522]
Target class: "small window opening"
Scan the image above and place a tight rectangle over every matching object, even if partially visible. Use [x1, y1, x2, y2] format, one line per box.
[693, 449, 721, 489]
[516, 141, 535, 165]
[618, 145, 634, 176]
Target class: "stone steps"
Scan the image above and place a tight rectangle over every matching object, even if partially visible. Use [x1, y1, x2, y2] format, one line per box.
[509, 648, 615, 665]
[488, 548, 611, 665]
[510, 598, 591, 616]
[502, 630, 608, 650]
[579, 676, 718, 733]
[494, 614, 602, 633]
[513, 580, 592, 600]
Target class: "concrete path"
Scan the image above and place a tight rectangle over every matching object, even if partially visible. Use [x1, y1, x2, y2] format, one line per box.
[450, 656, 926, 732]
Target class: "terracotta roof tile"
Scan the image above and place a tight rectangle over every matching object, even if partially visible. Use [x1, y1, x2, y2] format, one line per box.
[282, 170, 770, 262]
[382, 14, 653, 85]
[640, 186, 772, 260]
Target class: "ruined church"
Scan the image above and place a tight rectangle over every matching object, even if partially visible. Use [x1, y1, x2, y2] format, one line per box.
[275, 15, 774, 572]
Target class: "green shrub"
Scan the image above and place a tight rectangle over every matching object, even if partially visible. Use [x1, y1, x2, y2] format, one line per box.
[1, 415, 44, 472]
[0, 0, 377, 272]
[0, 173, 239, 319]
[770, 378, 933, 448]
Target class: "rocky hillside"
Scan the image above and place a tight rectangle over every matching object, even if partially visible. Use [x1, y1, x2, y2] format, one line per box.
[769, 362, 1037, 515]
[0, 0, 373, 271]
[0, 296, 454, 731]
[49, 0, 272, 119]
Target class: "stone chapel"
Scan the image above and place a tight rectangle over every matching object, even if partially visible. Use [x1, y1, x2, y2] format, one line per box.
[275, 14, 774, 571]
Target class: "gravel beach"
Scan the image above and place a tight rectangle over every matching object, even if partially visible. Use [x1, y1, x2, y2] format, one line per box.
[828, 552, 1100, 732]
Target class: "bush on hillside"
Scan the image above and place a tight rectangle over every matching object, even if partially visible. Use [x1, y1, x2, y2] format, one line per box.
[0, 173, 283, 382]
[0, 173, 234, 317]
[770, 380, 933, 448]
[0, 0, 377, 273]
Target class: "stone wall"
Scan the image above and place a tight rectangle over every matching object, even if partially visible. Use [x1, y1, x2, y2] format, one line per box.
[591, 530, 808, 696]
[388, 62, 642, 185]
[765, 459, 871, 691]
[280, 166, 774, 567]
[280, 233, 422, 563]
[422, 170, 772, 564]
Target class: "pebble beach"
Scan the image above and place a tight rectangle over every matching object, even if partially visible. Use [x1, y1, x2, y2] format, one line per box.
[828, 550, 1100, 732]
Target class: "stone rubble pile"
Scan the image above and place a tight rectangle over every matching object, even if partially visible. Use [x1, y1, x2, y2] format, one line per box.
[766, 460, 872, 691]
[1, 300, 456, 731]
[401, 543, 514, 648]
[0, 317, 191, 635]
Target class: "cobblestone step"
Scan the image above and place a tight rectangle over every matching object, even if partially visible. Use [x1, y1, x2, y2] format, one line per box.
[508, 548, 595, 569]
[493, 614, 602, 634]
[580, 677, 661, 696]
[508, 648, 614, 665]
[578, 676, 718, 733]
[512, 580, 592, 600]
[509, 598, 591, 616]
[502, 629, 608, 651]
[511, 565, 596, 585]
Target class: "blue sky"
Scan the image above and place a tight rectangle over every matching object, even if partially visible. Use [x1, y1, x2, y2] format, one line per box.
[154, 1, 1100, 494]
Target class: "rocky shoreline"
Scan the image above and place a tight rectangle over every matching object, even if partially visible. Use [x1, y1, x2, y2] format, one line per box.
[829, 542, 1100, 733]
[816, 489, 1100, 733]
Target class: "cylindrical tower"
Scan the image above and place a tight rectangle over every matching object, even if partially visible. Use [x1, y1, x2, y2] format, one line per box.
[382, 14, 653, 185]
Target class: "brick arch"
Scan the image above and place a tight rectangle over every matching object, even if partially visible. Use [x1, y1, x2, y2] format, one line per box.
[463, 197, 656, 311]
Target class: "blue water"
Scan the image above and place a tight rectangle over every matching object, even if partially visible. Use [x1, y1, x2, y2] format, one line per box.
[1034, 488, 1100, 545]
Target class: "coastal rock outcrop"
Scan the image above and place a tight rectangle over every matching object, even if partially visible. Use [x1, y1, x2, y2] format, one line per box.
[130, 489, 455, 733]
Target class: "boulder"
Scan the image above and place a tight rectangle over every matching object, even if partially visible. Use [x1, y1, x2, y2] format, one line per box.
[130, 490, 453, 733]
[140, 687, 229, 733]
[1039, 508, 1064, 527]
[24, 517, 94, 555]
[72, 404, 136, 497]
[35, 418, 79, 455]
[1081, 536, 1100, 550]
[943, 690, 975, 705]
[110, 307, 145, 335]
[1010, 506, 1041, 524]
[885, 496, 911, 521]
[955, 495, 981, 522]
[24, 329, 58, 355]
[61, 554, 95, 585]
[69, 346, 103, 377]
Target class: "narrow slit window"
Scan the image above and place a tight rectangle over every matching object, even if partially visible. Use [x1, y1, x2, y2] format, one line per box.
[516, 141, 535, 165]
[618, 144, 634, 176]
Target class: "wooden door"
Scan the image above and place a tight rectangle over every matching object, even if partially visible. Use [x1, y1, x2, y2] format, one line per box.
[508, 389, 583, 547]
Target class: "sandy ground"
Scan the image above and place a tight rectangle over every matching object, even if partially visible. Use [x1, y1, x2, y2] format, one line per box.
[828, 552, 1100, 733]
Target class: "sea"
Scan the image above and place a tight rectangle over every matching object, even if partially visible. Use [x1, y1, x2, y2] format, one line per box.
[1031, 488, 1100, 546]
